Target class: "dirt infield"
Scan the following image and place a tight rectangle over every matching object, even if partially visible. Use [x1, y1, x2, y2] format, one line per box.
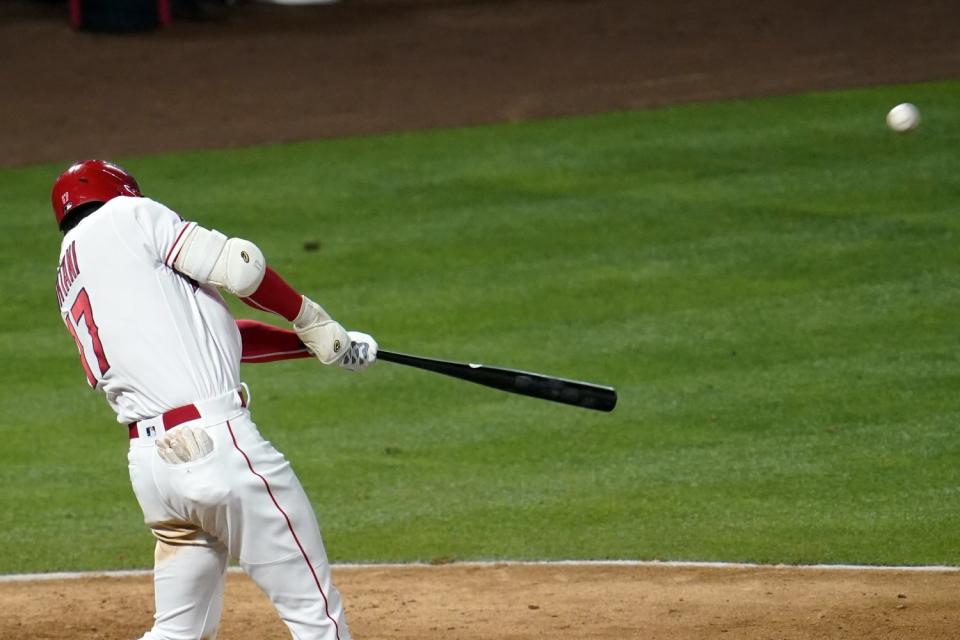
[1, 0, 959, 168]
[2, 564, 959, 639]
[4, 0, 960, 637]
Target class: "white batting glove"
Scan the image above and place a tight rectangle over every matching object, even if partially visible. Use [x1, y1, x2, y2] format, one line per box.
[157, 426, 214, 465]
[293, 296, 350, 365]
[339, 331, 378, 371]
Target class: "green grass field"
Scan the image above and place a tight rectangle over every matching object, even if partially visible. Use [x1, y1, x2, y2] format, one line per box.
[1, 81, 958, 573]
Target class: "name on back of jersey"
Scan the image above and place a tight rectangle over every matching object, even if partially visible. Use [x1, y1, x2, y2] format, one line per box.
[56, 241, 80, 308]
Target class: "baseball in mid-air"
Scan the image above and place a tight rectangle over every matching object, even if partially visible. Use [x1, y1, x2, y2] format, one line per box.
[886, 103, 920, 133]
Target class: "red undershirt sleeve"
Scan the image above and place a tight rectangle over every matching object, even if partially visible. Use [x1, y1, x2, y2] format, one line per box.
[240, 266, 304, 322]
[237, 319, 312, 363]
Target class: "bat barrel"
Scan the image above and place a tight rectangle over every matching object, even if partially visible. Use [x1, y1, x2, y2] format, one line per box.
[377, 349, 617, 412]
[513, 372, 618, 412]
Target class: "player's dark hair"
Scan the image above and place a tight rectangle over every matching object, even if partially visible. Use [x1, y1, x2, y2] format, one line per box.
[59, 202, 104, 235]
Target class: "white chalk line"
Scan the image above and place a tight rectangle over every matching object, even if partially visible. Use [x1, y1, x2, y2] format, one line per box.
[1, 559, 957, 583]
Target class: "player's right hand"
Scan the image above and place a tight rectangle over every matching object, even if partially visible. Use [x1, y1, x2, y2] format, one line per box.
[338, 331, 378, 372]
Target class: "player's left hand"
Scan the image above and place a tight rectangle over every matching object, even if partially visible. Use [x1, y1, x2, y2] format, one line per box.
[339, 331, 378, 371]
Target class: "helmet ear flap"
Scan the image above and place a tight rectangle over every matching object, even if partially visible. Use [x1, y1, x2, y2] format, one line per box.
[58, 202, 104, 234]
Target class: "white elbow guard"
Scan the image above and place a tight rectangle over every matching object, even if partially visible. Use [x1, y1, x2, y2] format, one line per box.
[211, 237, 265, 297]
[174, 226, 266, 297]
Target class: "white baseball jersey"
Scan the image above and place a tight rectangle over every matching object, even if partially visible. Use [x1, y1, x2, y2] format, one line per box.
[55, 196, 241, 424]
[55, 194, 352, 640]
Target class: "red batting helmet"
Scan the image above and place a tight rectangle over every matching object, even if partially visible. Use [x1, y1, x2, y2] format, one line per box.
[51, 160, 142, 226]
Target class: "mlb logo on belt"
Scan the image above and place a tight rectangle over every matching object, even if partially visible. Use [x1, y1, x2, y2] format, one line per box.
[146, 426, 156, 437]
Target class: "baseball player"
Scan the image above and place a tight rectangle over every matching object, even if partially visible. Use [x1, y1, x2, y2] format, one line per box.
[52, 159, 374, 640]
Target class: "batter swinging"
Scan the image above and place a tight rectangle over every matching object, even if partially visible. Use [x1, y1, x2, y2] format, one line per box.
[52, 160, 375, 640]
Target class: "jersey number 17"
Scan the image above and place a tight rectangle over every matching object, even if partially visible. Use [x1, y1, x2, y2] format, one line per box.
[64, 288, 111, 387]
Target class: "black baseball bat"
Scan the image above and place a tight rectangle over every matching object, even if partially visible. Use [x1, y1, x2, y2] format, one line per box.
[377, 349, 617, 412]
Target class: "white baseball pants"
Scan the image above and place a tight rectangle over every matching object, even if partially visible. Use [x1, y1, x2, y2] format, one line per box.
[127, 389, 351, 640]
